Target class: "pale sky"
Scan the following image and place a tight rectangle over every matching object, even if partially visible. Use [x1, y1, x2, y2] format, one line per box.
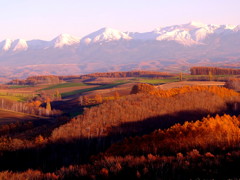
[0, 0, 239, 41]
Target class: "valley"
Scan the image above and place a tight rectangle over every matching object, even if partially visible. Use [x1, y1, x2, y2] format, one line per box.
[2, 0, 240, 178]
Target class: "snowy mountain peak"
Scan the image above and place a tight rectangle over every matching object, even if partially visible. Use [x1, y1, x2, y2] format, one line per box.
[12, 39, 28, 51]
[52, 33, 80, 48]
[221, 24, 237, 30]
[82, 27, 132, 44]
[0, 22, 240, 49]
[0, 39, 13, 51]
[233, 25, 240, 32]
[187, 21, 206, 27]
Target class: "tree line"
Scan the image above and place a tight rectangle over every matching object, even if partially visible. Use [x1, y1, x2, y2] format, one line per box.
[0, 98, 61, 117]
[60, 70, 175, 81]
[190, 66, 240, 75]
[8, 75, 61, 85]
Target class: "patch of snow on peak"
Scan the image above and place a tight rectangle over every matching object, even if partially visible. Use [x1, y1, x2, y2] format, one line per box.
[82, 27, 132, 44]
[233, 25, 240, 32]
[0, 39, 13, 51]
[52, 34, 80, 48]
[12, 39, 28, 51]
[223, 24, 237, 30]
[156, 29, 198, 46]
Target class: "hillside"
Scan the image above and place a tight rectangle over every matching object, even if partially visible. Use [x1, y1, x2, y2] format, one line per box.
[0, 71, 239, 179]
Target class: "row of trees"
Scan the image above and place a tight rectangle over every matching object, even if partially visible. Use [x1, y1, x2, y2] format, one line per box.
[60, 70, 174, 81]
[0, 98, 61, 117]
[8, 75, 61, 85]
[190, 66, 240, 75]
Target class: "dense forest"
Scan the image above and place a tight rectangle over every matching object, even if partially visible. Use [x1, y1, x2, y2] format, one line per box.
[51, 85, 239, 141]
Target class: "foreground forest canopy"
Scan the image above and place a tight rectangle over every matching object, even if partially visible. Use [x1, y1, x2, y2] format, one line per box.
[0, 68, 239, 179]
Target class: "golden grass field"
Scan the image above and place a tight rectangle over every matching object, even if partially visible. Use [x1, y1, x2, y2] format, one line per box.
[0, 109, 40, 125]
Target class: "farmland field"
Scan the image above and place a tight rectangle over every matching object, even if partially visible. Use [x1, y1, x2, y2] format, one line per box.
[157, 81, 225, 90]
[0, 109, 40, 125]
[40, 82, 87, 90]
[61, 82, 127, 98]
[139, 77, 179, 84]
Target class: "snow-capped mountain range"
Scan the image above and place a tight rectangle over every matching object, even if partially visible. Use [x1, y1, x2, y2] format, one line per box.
[0, 22, 239, 81]
[1, 21, 240, 51]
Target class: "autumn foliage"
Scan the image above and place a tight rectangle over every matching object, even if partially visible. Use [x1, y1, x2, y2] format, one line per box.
[0, 97, 61, 117]
[106, 114, 240, 156]
[131, 83, 239, 98]
[0, 81, 240, 179]
[51, 85, 239, 141]
[2, 115, 240, 179]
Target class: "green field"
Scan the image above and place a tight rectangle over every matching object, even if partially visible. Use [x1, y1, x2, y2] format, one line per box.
[182, 74, 234, 79]
[40, 82, 87, 91]
[139, 77, 179, 84]
[0, 93, 33, 102]
[8, 85, 34, 89]
[61, 82, 126, 98]
[0, 95, 25, 102]
[138, 74, 236, 85]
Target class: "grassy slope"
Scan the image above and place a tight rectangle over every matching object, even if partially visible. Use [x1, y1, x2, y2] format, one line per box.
[8, 85, 34, 89]
[0, 95, 29, 102]
[138, 77, 179, 84]
[0, 109, 45, 125]
[40, 82, 87, 91]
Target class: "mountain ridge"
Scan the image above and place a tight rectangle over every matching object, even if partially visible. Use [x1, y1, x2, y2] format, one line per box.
[0, 22, 239, 81]
[1, 22, 240, 51]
